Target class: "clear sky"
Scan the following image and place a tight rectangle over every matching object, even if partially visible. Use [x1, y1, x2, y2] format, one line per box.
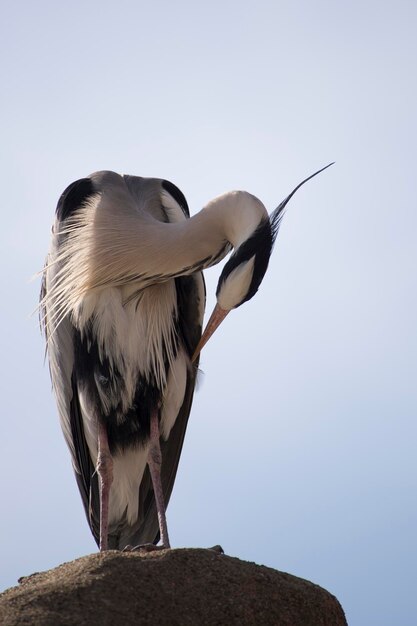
[1, 2, 416, 624]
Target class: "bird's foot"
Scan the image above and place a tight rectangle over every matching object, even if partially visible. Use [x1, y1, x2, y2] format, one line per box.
[122, 543, 223, 553]
[122, 543, 170, 553]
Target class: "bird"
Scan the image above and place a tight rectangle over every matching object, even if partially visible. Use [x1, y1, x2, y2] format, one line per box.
[40, 164, 332, 551]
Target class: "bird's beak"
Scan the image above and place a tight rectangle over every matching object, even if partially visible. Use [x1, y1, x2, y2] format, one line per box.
[192, 304, 230, 362]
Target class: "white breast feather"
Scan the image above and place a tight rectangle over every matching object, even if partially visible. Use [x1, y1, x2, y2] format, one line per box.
[74, 281, 180, 414]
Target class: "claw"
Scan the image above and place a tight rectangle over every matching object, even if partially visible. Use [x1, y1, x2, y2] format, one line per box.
[123, 543, 169, 553]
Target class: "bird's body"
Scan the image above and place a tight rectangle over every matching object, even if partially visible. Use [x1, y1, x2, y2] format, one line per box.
[42, 172, 211, 548]
[41, 165, 332, 550]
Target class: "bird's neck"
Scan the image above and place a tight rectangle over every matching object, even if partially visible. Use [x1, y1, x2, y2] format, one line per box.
[54, 190, 268, 316]
[200, 190, 268, 245]
[171, 190, 269, 267]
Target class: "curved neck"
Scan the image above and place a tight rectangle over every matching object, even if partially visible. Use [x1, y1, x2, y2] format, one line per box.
[50, 190, 268, 317]
[151, 190, 268, 276]
[196, 190, 268, 249]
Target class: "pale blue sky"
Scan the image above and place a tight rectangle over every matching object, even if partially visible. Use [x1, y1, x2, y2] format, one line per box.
[1, 2, 416, 624]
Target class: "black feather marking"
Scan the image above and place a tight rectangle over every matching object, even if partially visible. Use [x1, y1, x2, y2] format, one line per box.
[56, 177, 96, 221]
[268, 162, 335, 242]
[216, 217, 274, 307]
[161, 179, 190, 217]
[73, 312, 181, 455]
[73, 326, 151, 453]
[104, 382, 160, 453]
[175, 275, 204, 356]
[216, 162, 334, 308]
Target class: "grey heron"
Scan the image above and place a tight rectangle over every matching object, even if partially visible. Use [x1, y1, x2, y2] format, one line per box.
[40, 164, 332, 551]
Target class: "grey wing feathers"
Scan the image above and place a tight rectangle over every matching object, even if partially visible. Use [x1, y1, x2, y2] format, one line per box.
[69, 375, 100, 543]
[41, 224, 100, 545]
[40, 249, 77, 461]
[42, 287, 100, 544]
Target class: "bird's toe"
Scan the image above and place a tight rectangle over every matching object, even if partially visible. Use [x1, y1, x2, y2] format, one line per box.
[125, 543, 170, 553]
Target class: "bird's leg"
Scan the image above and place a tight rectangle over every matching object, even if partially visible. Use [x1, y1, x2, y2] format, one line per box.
[147, 409, 171, 549]
[97, 422, 113, 551]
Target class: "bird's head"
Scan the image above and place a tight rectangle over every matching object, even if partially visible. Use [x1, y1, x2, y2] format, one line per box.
[192, 163, 334, 361]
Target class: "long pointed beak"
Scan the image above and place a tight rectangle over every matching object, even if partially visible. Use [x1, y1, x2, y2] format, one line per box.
[192, 304, 230, 363]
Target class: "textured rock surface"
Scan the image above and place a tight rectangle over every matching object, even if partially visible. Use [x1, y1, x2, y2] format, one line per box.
[0, 548, 347, 625]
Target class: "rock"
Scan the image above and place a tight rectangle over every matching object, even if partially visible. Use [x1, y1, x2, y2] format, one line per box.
[0, 548, 347, 625]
